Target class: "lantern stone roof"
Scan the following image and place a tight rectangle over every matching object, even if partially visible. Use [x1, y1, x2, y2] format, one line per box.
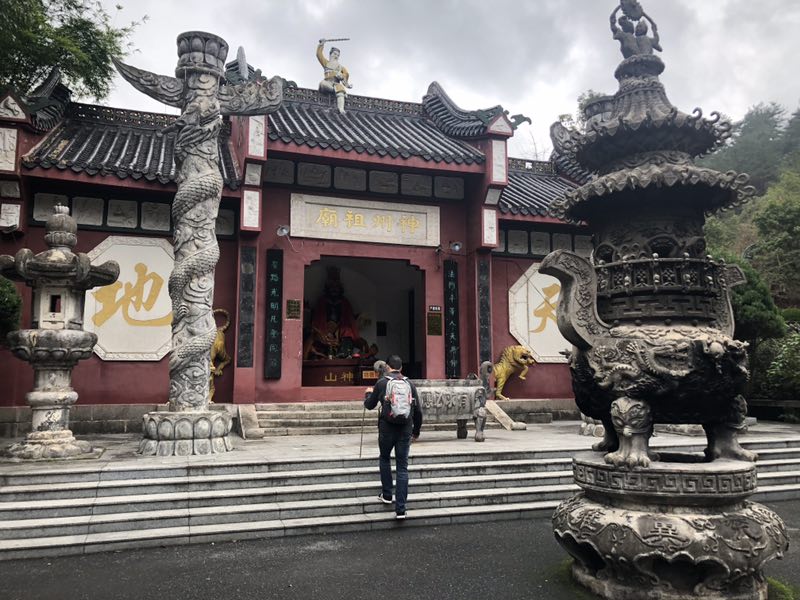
[22, 103, 240, 189]
[498, 158, 579, 217]
[268, 85, 487, 165]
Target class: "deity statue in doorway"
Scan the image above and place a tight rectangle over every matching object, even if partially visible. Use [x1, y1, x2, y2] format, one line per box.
[304, 267, 360, 359]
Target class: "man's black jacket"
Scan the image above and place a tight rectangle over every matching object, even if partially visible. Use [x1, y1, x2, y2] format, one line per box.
[364, 371, 423, 437]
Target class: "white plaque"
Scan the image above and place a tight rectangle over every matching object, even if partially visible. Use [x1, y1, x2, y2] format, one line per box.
[507, 230, 529, 254]
[482, 208, 497, 246]
[290, 193, 440, 247]
[141, 202, 171, 231]
[508, 263, 570, 363]
[72, 197, 104, 226]
[107, 199, 138, 228]
[0, 128, 17, 171]
[33, 193, 67, 221]
[0, 203, 20, 228]
[242, 189, 260, 228]
[84, 237, 174, 360]
[248, 115, 265, 157]
[491, 139, 507, 182]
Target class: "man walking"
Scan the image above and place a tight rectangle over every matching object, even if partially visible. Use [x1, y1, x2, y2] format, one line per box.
[364, 355, 422, 520]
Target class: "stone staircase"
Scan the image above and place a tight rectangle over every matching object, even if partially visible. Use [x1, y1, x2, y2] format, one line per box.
[0, 437, 799, 560]
[255, 402, 505, 436]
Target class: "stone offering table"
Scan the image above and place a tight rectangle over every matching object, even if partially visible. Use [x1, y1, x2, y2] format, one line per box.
[412, 373, 489, 442]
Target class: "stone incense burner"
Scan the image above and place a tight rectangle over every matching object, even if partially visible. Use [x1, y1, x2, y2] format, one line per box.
[539, 2, 789, 598]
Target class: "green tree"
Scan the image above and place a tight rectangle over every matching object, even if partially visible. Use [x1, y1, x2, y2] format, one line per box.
[701, 103, 786, 194]
[752, 158, 800, 308]
[0, 0, 144, 100]
[713, 251, 786, 350]
[0, 276, 22, 346]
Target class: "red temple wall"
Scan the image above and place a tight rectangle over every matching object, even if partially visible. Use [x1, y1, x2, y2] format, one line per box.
[0, 228, 239, 407]
[490, 255, 573, 400]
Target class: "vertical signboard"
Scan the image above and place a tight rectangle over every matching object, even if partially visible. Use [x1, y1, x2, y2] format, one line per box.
[236, 246, 256, 368]
[443, 260, 461, 378]
[477, 258, 492, 363]
[264, 249, 283, 379]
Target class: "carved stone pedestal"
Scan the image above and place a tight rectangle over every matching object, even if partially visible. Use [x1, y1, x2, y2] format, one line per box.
[139, 411, 233, 456]
[3, 329, 102, 460]
[553, 454, 788, 600]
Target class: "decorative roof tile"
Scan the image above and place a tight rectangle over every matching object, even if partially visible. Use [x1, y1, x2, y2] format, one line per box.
[499, 158, 578, 217]
[422, 82, 506, 138]
[268, 86, 485, 165]
[22, 103, 239, 189]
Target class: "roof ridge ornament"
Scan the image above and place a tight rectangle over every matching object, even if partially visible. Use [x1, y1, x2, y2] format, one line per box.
[317, 38, 352, 114]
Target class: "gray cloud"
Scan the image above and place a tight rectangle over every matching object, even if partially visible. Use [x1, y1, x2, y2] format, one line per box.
[102, 0, 800, 158]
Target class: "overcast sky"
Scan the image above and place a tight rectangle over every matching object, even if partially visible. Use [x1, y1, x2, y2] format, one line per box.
[100, 0, 800, 158]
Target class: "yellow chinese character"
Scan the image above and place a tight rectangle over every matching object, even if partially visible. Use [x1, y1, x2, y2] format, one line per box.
[345, 211, 367, 228]
[372, 215, 392, 231]
[92, 263, 172, 327]
[399, 215, 420, 234]
[342, 371, 354, 383]
[324, 372, 338, 383]
[316, 207, 338, 228]
[530, 283, 560, 334]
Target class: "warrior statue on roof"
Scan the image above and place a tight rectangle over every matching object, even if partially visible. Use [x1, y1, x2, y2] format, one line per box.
[317, 38, 352, 114]
[610, 0, 661, 58]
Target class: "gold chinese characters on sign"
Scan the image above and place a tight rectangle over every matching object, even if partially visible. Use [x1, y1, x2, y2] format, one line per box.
[92, 262, 172, 327]
[290, 194, 440, 247]
[83, 236, 174, 361]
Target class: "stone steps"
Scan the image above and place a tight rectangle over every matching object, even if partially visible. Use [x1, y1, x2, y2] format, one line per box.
[254, 400, 506, 436]
[0, 438, 797, 559]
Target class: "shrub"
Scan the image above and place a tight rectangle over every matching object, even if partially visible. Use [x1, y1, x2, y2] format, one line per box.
[766, 333, 800, 400]
[0, 275, 22, 345]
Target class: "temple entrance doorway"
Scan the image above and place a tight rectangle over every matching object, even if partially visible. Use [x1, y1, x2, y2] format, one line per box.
[302, 256, 425, 386]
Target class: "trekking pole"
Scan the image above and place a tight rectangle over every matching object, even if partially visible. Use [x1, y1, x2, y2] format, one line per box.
[358, 403, 366, 458]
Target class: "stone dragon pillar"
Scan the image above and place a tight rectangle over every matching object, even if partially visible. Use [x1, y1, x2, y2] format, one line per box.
[115, 32, 284, 455]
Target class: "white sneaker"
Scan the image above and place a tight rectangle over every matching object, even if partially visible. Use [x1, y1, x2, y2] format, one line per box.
[378, 494, 393, 505]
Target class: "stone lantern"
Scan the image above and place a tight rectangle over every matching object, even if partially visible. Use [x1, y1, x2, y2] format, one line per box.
[0, 205, 119, 459]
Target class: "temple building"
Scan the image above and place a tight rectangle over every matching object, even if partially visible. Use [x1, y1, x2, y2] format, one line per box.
[0, 59, 589, 435]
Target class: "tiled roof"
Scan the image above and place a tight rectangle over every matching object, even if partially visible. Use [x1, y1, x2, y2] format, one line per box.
[22, 103, 239, 188]
[499, 158, 578, 217]
[422, 82, 505, 138]
[267, 87, 485, 165]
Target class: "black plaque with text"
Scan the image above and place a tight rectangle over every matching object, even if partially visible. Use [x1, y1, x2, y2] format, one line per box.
[264, 249, 283, 379]
[478, 258, 492, 363]
[236, 246, 256, 368]
[443, 260, 461, 378]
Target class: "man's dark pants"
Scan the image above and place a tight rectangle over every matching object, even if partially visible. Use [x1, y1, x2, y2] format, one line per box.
[378, 421, 412, 513]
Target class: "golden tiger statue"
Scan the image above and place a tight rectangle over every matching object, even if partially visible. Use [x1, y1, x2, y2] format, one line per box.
[209, 308, 232, 402]
[493, 345, 536, 401]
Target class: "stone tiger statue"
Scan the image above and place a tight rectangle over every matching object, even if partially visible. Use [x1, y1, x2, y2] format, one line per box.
[209, 308, 232, 402]
[493, 345, 536, 401]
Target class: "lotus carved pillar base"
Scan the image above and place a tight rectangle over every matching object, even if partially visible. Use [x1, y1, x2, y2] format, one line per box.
[553, 454, 789, 600]
[4, 430, 100, 460]
[139, 411, 233, 456]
